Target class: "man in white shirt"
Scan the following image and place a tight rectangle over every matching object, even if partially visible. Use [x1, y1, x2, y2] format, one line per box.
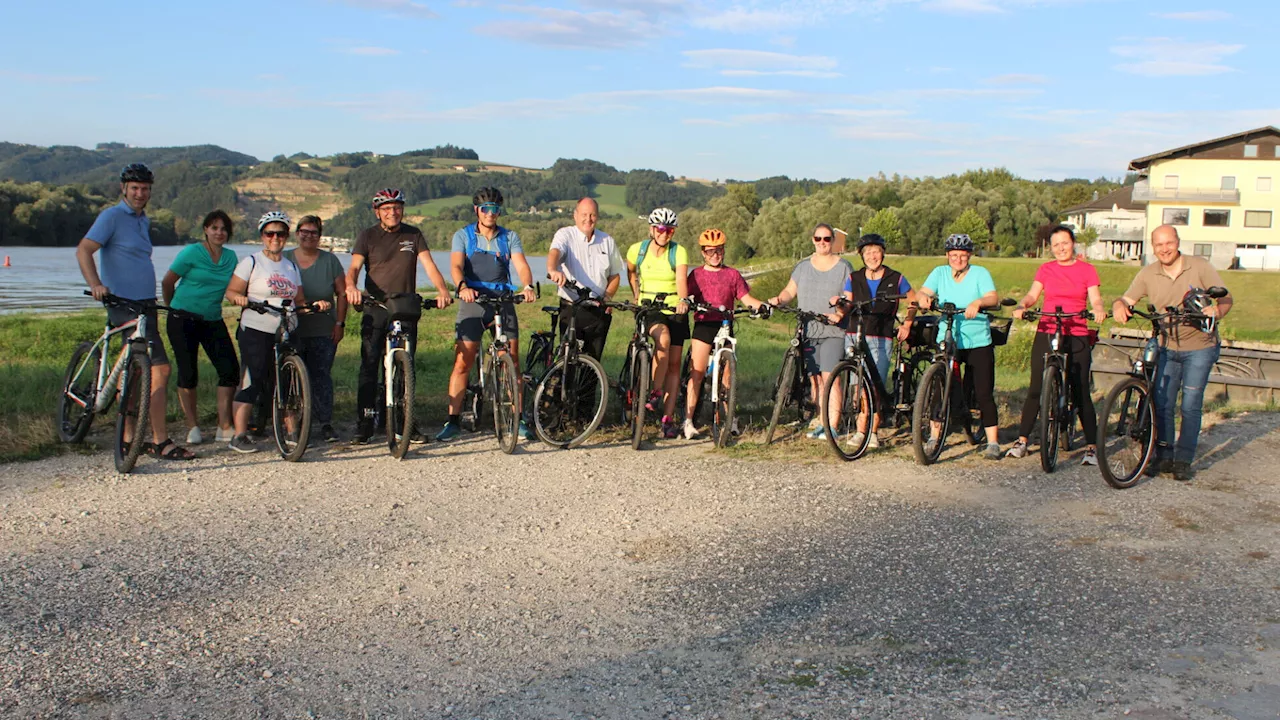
[547, 197, 624, 360]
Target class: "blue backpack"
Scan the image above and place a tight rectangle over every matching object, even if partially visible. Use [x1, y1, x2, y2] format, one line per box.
[636, 238, 678, 271]
[463, 223, 512, 292]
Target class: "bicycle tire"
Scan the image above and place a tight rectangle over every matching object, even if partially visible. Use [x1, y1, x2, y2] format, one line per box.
[712, 350, 737, 449]
[463, 359, 483, 433]
[630, 347, 651, 450]
[533, 355, 608, 449]
[891, 350, 930, 430]
[114, 348, 151, 474]
[387, 349, 414, 460]
[1039, 361, 1063, 473]
[1098, 376, 1155, 489]
[912, 362, 948, 466]
[616, 351, 634, 427]
[824, 359, 875, 461]
[58, 341, 101, 443]
[766, 351, 799, 445]
[273, 354, 312, 462]
[493, 352, 519, 454]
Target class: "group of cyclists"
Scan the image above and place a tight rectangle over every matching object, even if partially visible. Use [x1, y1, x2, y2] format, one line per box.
[72, 163, 1235, 481]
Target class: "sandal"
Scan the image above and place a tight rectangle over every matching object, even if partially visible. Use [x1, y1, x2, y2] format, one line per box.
[150, 438, 197, 461]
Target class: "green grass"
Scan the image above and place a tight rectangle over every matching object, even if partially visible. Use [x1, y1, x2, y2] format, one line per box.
[404, 194, 472, 217]
[592, 184, 635, 218]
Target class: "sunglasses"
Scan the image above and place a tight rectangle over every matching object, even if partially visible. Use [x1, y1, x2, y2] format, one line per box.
[701, 247, 725, 254]
[653, 225, 676, 234]
[297, 229, 321, 237]
[263, 230, 289, 239]
[813, 236, 834, 242]
[477, 203, 502, 215]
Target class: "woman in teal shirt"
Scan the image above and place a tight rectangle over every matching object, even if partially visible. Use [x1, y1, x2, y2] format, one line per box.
[914, 233, 1002, 460]
[161, 210, 240, 445]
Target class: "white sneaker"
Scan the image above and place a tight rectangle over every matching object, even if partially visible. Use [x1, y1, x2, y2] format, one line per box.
[1081, 448, 1099, 466]
[683, 418, 699, 440]
[186, 426, 203, 445]
[868, 433, 880, 449]
[1005, 440, 1028, 459]
[215, 427, 235, 443]
[807, 426, 827, 440]
[847, 431, 866, 448]
[731, 418, 741, 436]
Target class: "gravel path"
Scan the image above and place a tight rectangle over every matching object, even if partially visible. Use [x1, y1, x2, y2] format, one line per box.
[1, 413, 1277, 719]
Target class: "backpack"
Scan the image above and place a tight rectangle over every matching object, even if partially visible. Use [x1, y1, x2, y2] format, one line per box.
[636, 238, 678, 272]
[463, 223, 513, 292]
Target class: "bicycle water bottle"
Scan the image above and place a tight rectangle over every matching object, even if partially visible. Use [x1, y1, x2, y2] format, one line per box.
[843, 333, 855, 358]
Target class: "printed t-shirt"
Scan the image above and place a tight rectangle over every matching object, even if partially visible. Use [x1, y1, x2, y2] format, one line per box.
[1033, 260, 1099, 336]
[1123, 254, 1226, 351]
[687, 266, 749, 322]
[85, 201, 156, 301]
[234, 252, 301, 334]
[922, 264, 997, 349]
[169, 243, 237, 321]
[626, 241, 690, 310]
[285, 249, 345, 338]
[352, 224, 428, 301]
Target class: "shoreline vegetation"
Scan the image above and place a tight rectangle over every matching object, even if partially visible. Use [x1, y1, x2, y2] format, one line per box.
[2, 258, 1276, 463]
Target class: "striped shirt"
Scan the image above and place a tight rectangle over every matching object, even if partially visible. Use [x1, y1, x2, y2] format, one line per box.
[549, 226, 625, 301]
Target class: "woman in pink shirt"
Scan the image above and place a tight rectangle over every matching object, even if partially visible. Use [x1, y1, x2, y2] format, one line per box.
[1007, 225, 1107, 465]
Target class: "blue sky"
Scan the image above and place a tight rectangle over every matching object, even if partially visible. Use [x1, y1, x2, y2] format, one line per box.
[2, 0, 1277, 182]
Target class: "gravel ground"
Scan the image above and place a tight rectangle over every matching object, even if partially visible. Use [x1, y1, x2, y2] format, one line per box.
[1, 412, 1277, 720]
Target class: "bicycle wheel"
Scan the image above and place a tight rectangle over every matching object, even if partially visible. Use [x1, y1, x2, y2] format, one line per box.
[1039, 361, 1063, 473]
[463, 359, 483, 432]
[1098, 376, 1155, 489]
[114, 348, 151, 474]
[911, 362, 947, 466]
[533, 355, 608, 449]
[273, 354, 312, 462]
[824, 359, 874, 461]
[616, 350, 634, 427]
[387, 349, 414, 460]
[711, 350, 737, 448]
[58, 341, 101, 443]
[890, 350, 929, 431]
[493, 352, 520, 454]
[766, 351, 799, 445]
[629, 348, 651, 450]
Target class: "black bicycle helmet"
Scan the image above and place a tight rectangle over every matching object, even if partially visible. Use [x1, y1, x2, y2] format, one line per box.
[857, 233, 886, 252]
[473, 186, 504, 206]
[119, 163, 154, 184]
[944, 233, 975, 253]
[1182, 287, 1217, 334]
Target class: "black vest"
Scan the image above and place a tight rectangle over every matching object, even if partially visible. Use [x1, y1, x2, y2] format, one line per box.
[848, 266, 904, 338]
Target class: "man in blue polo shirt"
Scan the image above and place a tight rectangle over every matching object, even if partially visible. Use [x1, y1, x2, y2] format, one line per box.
[75, 163, 195, 461]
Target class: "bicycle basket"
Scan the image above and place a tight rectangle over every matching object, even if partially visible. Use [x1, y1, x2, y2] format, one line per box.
[907, 316, 939, 347]
[989, 318, 1012, 347]
[386, 294, 422, 322]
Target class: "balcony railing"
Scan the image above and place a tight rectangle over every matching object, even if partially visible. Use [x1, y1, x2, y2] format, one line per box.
[1097, 228, 1146, 242]
[1132, 181, 1240, 204]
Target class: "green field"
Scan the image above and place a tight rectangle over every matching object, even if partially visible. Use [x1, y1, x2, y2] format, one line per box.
[592, 184, 635, 218]
[404, 194, 473, 217]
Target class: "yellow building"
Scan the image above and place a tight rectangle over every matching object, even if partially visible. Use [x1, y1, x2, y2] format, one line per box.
[1129, 126, 1280, 270]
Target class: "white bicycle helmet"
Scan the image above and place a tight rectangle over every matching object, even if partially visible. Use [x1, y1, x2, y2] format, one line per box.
[944, 233, 974, 253]
[258, 210, 292, 233]
[647, 207, 678, 227]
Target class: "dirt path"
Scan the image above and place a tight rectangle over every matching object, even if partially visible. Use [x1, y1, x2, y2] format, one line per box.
[1, 414, 1277, 719]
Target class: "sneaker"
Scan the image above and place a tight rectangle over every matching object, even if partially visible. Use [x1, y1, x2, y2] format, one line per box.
[518, 419, 534, 441]
[731, 418, 741, 436]
[1080, 448, 1099, 466]
[321, 424, 340, 443]
[847, 431, 866, 448]
[923, 438, 940, 457]
[1005, 440, 1028, 459]
[661, 416, 679, 439]
[983, 442, 1002, 460]
[435, 421, 461, 442]
[807, 417, 822, 431]
[683, 418, 700, 440]
[228, 434, 258, 454]
[644, 390, 663, 414]
[410, 423, 429, 445]
[215, 427, 235, 443]
[867, 433, 880, 449]
[352, 420, 374, 445]
[1172, 460, 1195, 482]
[185, 426, 203, 445]
[807, 426, 827, 440]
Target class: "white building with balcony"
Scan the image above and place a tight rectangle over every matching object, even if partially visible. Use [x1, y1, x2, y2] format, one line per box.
[1062, 185, 1147, 262]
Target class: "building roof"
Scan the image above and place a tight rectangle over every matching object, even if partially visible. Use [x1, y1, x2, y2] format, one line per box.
[1062, 185, 1141, 214]
[1128, 126, 1280, 171]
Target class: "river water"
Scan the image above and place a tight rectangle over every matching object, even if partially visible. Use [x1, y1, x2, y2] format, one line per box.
[0, 245, 552, 315]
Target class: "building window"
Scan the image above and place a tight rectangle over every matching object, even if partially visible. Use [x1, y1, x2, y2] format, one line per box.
[1238, 244, 1265, 250]
[1194, 244, 1212, 258]
[1163, 207, 1189, 226]
[1204, 209, 1231, 227]
[1163, 175, 1179, 190]
[1245, 210, 1273, 228]
[1259, 177, 1273, 192]
[1221, 176, 1236, 190]
[1244, 144, 1259, 158]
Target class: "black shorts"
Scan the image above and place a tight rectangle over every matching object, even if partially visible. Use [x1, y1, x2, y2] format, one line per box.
[166, 314, 239, 389]
[690, 320, 732, 346]
[455, 300, 519, 343]
[654, 312, 690, 345]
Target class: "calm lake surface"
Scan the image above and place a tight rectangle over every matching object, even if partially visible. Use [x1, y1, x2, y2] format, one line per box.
[0, 245, 552, 315]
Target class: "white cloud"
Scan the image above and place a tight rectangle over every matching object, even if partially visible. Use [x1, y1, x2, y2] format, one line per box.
[487, 5, 657, 48]
[922, 0, 1004, 13]
[983, 73, 1048, 85]
[1152, 10, 1232, 21]
[343, 46, 401, 56]
[683, 118, 735, 126]
[1111, 37, 1243, 76]
[682, 49, 840, 78]
[692, 7, 808, 32]
[338, 0, 439, 19]
[0, 69, 98, 84]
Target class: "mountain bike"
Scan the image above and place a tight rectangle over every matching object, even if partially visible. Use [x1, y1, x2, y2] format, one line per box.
[910, 299, 1014, 465]
[679, 302, 765, 448]
[242, 299, 327, 462]
[1018, 307, 1094, 473]
[1097, 287, 1227, 489]
[460, 286, 537, 454]
[58, 292, 164, 473]
[885, 316, 937, 433]
[608, 293, 673, 450]
[530, 280, 609, 449]
[764, 305, 834, 444]
[355, 292, 441, 459]
[822, 294, 906, 461]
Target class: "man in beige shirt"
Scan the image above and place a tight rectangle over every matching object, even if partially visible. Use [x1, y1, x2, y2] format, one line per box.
[1112, 225, 1233, 481]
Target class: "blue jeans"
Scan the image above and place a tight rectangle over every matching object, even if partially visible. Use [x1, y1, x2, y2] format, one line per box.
[864, 336, 893, 390]
[1155, 345, 1219, 463]
[297, 335, 338, 426]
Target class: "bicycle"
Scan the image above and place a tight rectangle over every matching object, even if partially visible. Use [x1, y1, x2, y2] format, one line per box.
[58, 292, 164, 473]
[354, 292, 441, 459]
[680, 302, 766, 448]
[764, 305, 836, 445]
[1017, 306, 1094, 473]
[529, 280, 609, 449]
[910, 299, 1014, 465]
[460, 286, 537, 454]
[885, 317, 938, 433]
[608, 293, 674, 450]
[241, 299, 327, 462]
[1096, 287, 1227, 489]
[822, 294, 906, 461]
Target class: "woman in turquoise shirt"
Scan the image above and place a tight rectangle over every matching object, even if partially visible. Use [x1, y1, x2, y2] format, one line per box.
[913, 233, 1002, 460]
[161, 210, 240, 445]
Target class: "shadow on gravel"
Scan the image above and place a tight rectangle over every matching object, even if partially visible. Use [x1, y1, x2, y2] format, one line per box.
[1194, 412, 1280, 473]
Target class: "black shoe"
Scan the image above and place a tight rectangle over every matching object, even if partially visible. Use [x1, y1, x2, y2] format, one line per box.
[352, 420, 374, 445]
[321, 424, 340, 443]
[1172, 460, 1195, 482]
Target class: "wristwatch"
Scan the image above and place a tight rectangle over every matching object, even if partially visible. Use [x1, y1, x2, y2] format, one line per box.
[336, 321, 345, 327]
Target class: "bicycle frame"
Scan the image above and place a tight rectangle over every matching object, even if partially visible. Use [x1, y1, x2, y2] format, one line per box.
[64, 302, 150, 415]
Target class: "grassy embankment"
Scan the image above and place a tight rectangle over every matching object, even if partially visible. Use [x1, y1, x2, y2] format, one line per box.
[1, 256, 1275, 463]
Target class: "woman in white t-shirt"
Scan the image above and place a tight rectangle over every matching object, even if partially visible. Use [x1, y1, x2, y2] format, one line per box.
[222, 211, 328, 453]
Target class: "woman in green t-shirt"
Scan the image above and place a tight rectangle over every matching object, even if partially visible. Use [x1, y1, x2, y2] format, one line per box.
[161, 210, 240, 445]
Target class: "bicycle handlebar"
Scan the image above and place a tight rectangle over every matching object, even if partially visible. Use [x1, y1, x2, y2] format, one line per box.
[1020, 308, 1093, 322]
[555, 278, 604, 307]
[769, 304, 834, 325]
[832, 294, 908, 313]
[353, 292, 445, 313]
[83, 290, 199, 320]
[244, 299, 327, 316]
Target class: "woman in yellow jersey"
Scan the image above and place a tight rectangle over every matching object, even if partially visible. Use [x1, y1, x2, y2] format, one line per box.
[626, 207, 690, 439]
